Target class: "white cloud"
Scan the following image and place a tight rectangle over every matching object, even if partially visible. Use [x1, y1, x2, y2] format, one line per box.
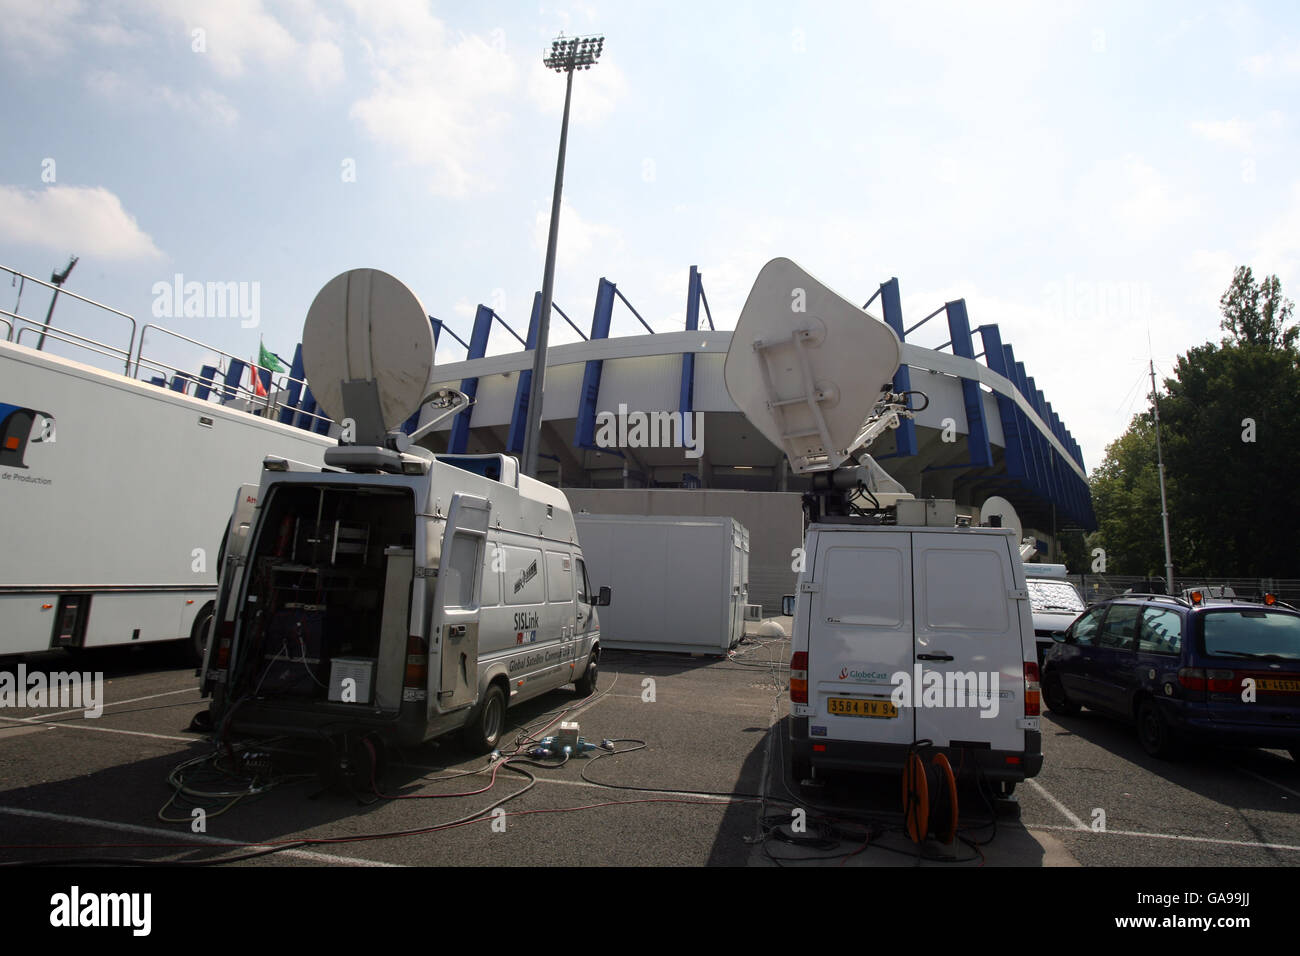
[348, 3, 516, 196]
[533, 201, 624, 271]
[1189, 112, 1285, 152]
[1243, 43, 1300, 76]
[0, 186, 164, 261]
[1072, 155, 1200, 245]
[86, 70, 239, 126]
[0, 0, 83, 61]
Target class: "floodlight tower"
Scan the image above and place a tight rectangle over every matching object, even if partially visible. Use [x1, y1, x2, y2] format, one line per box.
[522, 33, 604, 479]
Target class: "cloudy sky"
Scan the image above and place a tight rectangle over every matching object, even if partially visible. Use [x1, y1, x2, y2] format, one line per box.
[2, 0, 1298, 468]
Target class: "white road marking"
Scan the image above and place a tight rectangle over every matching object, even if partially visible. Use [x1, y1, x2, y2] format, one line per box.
[0, 714, 194, 743]
[1025, 821, 1300, 853]
[0, 805, 403, 866]
[16, 686, 199, 723]
[1026, 778, 1089, 830]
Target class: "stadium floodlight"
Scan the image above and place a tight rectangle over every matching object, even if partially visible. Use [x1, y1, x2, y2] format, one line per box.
[522, 34, 606, 479]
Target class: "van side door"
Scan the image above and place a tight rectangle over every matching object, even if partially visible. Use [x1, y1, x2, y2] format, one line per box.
[431, 494, 489, 712]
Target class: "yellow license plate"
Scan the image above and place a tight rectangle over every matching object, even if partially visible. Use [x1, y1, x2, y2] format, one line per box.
[827, 697, 898, 718]
[1257, 678, 1300, 692]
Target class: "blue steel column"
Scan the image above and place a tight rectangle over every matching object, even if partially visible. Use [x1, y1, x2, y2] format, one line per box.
[574, 278, 616, 448]
[678, 266, 701, 417]
[1004, 347, 1044, 498]
[1027, 378, 1060, 507]
[944, 300, 992, 468]
[507, 294, 543, 453]
[448, 305, 494, 454]
[278, 344, 306, 425]
[221, 359, 246, 403]
[978, 324, 1029, 492]
[877, 278, 917, 458]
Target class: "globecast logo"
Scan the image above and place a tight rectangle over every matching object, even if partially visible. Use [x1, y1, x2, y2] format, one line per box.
[838, 666, 889, 681]
[0, 403, 56, 469]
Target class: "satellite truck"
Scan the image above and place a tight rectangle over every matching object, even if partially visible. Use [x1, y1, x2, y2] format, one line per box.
[726, 258, 1043, 813]
[199, 269, 609, 777]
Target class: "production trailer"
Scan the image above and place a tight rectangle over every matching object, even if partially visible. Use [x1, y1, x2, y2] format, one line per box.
[0, 336, 334, 659]
[574, 513, 750, 655]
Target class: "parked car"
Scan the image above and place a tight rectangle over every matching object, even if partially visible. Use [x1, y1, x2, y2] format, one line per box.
[1024, 563, 1087, 668]
[1041, 591, 1300, 761]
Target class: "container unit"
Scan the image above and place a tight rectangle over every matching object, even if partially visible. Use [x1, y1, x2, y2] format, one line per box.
[574, 513, 749, 655]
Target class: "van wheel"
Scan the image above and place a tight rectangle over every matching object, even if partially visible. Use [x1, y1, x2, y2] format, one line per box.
[190, 603, 215, 665]
[462, 684, 506, 755]
[574, 652, 599, 697]
[1043, 674, 1081, 716]
[1137, 699, 1179, 759]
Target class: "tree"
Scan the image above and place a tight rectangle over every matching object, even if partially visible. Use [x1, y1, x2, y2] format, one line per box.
[1218, 265, 1297, 350]
[1090, 266, 1300, 578]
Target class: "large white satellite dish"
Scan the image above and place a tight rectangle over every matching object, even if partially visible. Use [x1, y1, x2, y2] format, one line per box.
[301, 268, 434, 442]
[724, 258, 902, 475]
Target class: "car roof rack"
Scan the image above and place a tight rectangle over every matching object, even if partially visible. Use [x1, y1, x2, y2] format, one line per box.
[1109, 593, 1191, 608]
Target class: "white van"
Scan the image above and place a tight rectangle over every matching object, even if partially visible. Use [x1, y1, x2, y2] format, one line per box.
[785, 515, 1044, 795]
[200, 452, 609, 754]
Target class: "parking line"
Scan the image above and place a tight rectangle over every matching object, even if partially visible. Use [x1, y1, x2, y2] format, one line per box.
[0, 805, 403, 866]
[1026, 779, 1088, 830]
[0, 714, 194, 743]
[17, 687, 199, 723]
[1025, 821, 1300, 853]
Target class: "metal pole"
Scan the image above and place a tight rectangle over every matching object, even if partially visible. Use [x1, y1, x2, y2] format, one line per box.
[522, 66, 575, 479]
[36, 256, 77, 352]
[1150, 360, 1175, 594]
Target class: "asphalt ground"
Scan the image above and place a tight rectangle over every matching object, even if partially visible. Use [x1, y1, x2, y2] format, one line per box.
[0, 634, 1297, 869]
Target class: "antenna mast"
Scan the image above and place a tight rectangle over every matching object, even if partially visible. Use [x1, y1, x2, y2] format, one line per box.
[1149, 360, 1175, 594]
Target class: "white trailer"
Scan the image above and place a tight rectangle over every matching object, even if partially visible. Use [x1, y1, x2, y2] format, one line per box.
[0, 337, 334, 658]
[574, 513, 750, 655]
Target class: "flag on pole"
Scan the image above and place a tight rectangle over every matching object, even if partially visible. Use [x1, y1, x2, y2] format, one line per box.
[249, 359, 267, 398]
[258, 340, 286, 373]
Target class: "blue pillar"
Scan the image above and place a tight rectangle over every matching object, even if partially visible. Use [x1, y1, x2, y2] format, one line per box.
[448, 305, 494, 454]
[944, 300, 992, 468]
[679, 266, 701, 417]
[574, 278, 617, 448]
[278, 344, 306, 425]
[195, 365, 218, 401]
[221, 360, 246, 403]
[878, 278, 917, 458]
[507, 294, 543, 453]
[978, 324, 1029, 491]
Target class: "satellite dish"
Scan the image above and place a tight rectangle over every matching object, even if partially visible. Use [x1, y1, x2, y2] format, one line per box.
[301, 268, 434, 443]
[724, 258, 901, 475]
[980, 495, 1023, 539]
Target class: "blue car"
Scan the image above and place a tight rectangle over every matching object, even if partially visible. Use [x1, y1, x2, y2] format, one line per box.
[1041, 592, 1300, 761]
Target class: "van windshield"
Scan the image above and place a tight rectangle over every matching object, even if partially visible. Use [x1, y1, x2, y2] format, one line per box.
[1027, 579, 1085, 613]
[1202, 609, 1300, 661]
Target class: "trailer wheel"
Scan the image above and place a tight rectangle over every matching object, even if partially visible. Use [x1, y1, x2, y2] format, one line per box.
[461, 684, 506, 755]
[574, 651, 599, 697]
[190, 603, 215, 665]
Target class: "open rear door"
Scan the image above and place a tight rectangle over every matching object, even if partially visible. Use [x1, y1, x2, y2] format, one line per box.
[431, 493, 490, 712]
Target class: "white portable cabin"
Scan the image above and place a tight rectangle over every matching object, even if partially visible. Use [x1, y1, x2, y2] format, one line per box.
[574, 513, 749, 655]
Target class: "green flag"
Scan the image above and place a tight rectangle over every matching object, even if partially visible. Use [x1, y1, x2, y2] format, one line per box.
[258, 341, 286, 373]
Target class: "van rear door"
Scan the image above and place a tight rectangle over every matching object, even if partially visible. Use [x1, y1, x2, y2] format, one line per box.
[807, 530, 916, 747]
[911, 532, 1026, 752]
[431, 494, 489, 712]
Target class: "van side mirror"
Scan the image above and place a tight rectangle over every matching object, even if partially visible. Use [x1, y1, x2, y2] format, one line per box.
[594, 586, 611, 607]
[781, 594, 796, 616]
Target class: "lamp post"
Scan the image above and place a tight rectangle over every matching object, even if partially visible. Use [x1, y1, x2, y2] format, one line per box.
[522, 33, 604, 479]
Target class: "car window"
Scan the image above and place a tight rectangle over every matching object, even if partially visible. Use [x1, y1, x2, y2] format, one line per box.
[1202, 609, 1300, 660]
[1026, 579, 1085, 614]
[1098, 604, 1140, 651]
[1138, 606, 1182, 656]
[1071, 606, 1106, 646]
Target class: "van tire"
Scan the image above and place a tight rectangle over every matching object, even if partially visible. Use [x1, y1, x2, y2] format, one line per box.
[574, 652, 599, 697]
[1042, 674, 1081, 717]
[190, 603, 215, 665]
[462, 684, 507, 755]
[1137, 699, 1179, 759]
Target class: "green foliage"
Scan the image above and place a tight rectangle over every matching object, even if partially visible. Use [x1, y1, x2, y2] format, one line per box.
[1090, 266, 1300, 577]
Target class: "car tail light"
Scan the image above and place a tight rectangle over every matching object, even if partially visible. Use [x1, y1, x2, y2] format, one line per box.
[1179, 668, 1237, 693]
[1024, 661, 1040, 716]
[790, 651, 808, 704]
[404, 635, 428, 688]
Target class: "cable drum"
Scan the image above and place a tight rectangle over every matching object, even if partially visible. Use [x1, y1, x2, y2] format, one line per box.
[901, 747, 959, 845]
